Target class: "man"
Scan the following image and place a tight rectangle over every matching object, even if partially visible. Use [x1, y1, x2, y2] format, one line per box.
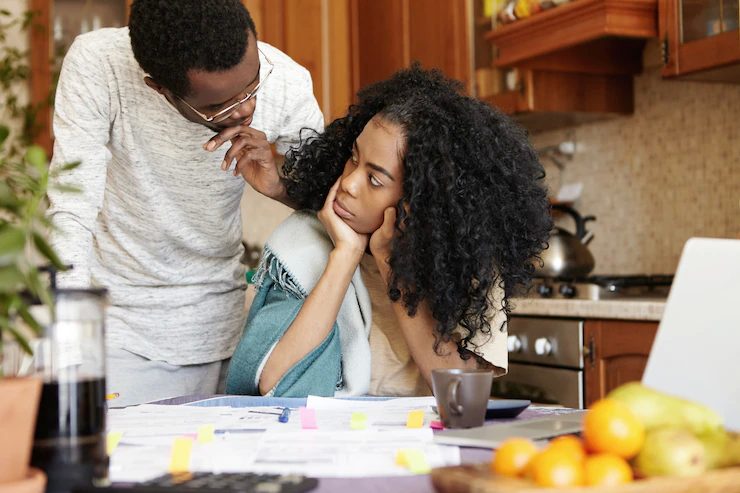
[47, 0, 324, 406]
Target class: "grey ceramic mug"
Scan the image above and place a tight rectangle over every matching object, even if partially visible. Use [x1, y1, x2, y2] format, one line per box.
[431, 368, 494, 428]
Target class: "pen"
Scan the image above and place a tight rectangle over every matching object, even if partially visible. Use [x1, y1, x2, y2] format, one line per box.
[278, 407, 291, 423]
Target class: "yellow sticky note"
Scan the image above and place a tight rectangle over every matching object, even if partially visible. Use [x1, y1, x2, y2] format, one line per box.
[395, 448, 430, 474]
[405, 449, 430, 474]
[197, 424, 215, 443]
[395, 449, 409, 468]
[169, 437, 194, 473]
[106, 431, 123, 455]
[406, 410, 424, 428]
[350, 412, 368, 430]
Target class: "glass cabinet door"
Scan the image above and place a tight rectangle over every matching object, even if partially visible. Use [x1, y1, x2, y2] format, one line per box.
[30, 0, 130, 154]
[681, 0, 739, 43]
[52, 0, 128, 79]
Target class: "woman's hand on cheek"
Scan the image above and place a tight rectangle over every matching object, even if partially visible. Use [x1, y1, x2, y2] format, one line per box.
[369, 207, 396, 264]
[318, 178, 368, 257]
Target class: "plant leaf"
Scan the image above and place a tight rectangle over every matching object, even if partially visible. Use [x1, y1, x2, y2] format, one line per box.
[0, 313, 34, 355]
[0, 124, 9, 145]
[50, 184, 82, 194]
[0, 265, 24, 291]
[24, 145, 47, 171]
[32, 231, 65, 269]
[24, 268, 53, 308]
[58, 161, 81, 172]
[0, 225, 25, 263]
[2, 321, 34, 355]
[17, 302, 43, 336]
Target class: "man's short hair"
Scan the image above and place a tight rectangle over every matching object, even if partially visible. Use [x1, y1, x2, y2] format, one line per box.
[129, 0, 257, 96]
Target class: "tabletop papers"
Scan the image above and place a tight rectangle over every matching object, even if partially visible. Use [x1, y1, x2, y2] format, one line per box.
[107, 396, 459, 481]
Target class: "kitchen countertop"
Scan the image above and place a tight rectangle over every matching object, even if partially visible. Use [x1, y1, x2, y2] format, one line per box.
[510, 297, 666, 321]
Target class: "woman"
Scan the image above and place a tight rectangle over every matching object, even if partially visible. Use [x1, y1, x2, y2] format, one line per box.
[225, 66, 552, 397]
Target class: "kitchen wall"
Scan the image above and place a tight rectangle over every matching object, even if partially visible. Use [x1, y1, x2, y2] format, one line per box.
[532, 41, 740, 275]
[242, 43, 739, 274]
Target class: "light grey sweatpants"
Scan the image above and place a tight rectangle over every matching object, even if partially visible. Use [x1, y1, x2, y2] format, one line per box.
[106, 347, 229, 408]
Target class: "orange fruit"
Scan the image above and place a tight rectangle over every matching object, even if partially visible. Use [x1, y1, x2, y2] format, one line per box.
[547, 435, 587, 462]
[583, 398, 645, 459]
[584, 453, 634, 486]
[490, 437, 538, 477]
[530, 448, 585, 487]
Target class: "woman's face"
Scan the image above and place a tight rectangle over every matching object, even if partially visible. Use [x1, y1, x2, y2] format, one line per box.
[332, 115, 405, 234]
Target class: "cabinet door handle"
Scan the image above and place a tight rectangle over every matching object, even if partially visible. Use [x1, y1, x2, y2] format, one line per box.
[586, 336, 595, 367]
[661, 37, 670, 66]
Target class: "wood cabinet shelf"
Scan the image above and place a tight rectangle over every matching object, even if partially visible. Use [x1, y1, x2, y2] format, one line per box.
[485, 0, 659, 68]
[482, 68, 633, 133]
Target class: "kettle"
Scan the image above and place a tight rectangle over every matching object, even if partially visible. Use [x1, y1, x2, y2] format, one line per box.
[536, 204, 596, 278]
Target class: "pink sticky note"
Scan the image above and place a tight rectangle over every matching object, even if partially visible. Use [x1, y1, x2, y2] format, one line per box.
[299, 407, 317, 429]
[430, 420, 445, 430]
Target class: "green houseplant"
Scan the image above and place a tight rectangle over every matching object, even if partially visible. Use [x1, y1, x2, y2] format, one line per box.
[0, 6, 77, 491]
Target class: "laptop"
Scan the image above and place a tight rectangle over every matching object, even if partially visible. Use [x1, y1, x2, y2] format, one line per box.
[433, 409, 586, 448]
[434, 237, 740, 447]
[642, 237, 740, 431]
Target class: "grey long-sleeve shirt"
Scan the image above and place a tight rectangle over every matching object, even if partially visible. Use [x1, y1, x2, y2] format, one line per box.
[47, 28, 324, 365]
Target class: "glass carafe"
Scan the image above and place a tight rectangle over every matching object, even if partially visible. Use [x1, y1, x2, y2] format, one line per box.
[31, 288, 108, 493]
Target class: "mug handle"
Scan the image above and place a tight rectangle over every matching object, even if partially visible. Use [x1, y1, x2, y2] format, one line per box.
[447, 377, 464, 416]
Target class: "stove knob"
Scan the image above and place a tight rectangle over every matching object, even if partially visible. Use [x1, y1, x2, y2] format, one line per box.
[559, 284, 577, 298]
[507, 335, 522, 353]
[534, 337, 553, 356]
[536, 284, 553, 297]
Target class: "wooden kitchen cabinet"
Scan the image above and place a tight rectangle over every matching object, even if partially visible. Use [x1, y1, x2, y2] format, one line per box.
[29, 0, 132, 155]
[482, 66, 635, 133]
[659, 0, 740, 81]
[350, 0, 471, 94]
[483, 0, 659, 130]
[250, 0, 353, 122]
[583, 319, 659, 408]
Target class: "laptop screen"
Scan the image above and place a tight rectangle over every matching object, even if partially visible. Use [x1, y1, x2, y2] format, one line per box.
[642, 238, 740, 431]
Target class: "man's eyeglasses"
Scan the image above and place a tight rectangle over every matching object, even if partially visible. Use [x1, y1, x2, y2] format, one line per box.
[175, 49, 274, 124]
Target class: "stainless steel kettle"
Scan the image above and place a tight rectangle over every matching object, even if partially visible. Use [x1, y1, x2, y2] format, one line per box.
[536, 204, 596, 278]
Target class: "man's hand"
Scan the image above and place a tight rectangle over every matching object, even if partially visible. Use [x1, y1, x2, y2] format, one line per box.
[203, 125, 286, 201]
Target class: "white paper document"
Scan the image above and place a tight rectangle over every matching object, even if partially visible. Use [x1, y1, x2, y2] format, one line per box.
[108, 397, 459, 481]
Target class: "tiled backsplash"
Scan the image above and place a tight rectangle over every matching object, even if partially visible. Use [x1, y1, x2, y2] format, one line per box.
[532, 45, 740, 275]
[244, 42, 740, 275]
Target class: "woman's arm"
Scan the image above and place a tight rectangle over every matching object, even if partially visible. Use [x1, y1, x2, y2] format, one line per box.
[369, 208, 478, 391]
[258, 180, 367, 394]
[373, 258, 478, 390]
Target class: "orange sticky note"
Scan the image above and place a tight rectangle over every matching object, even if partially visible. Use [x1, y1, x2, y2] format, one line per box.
[169, 437, 193, 473]
[406, 410, 424, 428]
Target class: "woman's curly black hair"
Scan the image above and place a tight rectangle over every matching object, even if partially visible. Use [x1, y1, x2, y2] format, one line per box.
[283, 65, 552, 356]
[129, 0, 256, 97]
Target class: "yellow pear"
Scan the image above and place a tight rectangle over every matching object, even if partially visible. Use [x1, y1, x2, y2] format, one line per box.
[634, 427, 707, 478]
[696, 430, 740, 469]
[607, 382, 723, 434]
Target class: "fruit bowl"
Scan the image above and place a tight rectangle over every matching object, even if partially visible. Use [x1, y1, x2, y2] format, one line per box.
[430, 463, 740, 493]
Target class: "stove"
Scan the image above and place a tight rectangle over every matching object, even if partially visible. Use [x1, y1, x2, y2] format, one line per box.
[493, 275, 674, 408]
[529, 275, 673, 300]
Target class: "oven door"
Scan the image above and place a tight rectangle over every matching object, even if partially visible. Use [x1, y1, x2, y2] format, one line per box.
[492, 363, 584, 409]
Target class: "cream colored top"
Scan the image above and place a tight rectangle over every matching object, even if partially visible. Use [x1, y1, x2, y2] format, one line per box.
[360, 255, 508, 397]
